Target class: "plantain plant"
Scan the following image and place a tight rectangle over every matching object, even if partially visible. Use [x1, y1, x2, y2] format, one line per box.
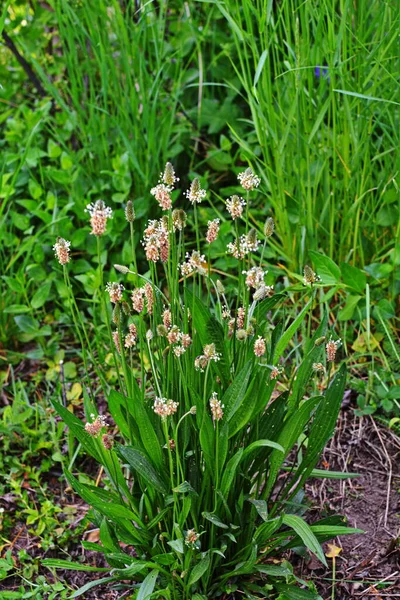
[44, 164, 359, 599]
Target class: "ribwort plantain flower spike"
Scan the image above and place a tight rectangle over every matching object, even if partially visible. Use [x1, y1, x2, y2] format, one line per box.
[209, 392, 224, 421]
[326, 337, 341, 362]
[162, 162, 178, 187]
[53, 237, 71, 265]
[185, 177, 207, 205]
[106, 282, 124, 303]
[303, 265, 321, 286]
[264, 217, 275, 237]
[85, 414, 108, 437]
[125, 200, 135, 223]
[226, 195, 246, 220]
[86, 200, 113, 236]
[238, 167, 261, 191]
[206, 219, 220, 243]
[254, 336, 266, 357]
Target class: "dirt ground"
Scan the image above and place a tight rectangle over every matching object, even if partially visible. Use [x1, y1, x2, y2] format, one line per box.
[301, 411, 400, 599]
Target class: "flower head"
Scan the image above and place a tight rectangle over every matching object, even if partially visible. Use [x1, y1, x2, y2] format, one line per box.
[132, 288, 145, 313]
[209, 392, 224, 421]
[270, 366, 283, 380]
[125, 323, 138, 348]
[125, 200, 135, 223]
[254, 336, 266, 357]
[238, 167, 261, 191]
[86, 200, 113, 236]
[180, 251, 207, 277]
[153, 396, 179, 418]
[162, 162, 178, 187]
[102, 434, 114, 450]
[227, 231, 260, 259]
[185, 177, 207, 205]
[326, 337, 341, 362]
[172, 209, 187, 232]
[226, 195, 246, 220]
[85, 414, 108, 437]
[106, 282, 124, 303]
[206, 219, 220, 244]
[185, 529, 199, 546]
[142, 219, 169, 263]
[303, 265, 321, 286]
[53, 238, 71, 265]
[264, 217, 274, 238]
[150, 184, 172, 211]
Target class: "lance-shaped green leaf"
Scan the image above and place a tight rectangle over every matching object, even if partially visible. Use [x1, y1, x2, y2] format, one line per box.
[51, 399, 101, 462]
[117, 445, 168, 495]
[188, 553, 210, 587]
[223, 361, 252, 422]
[263, 396, 320, 499]
[137, 569, 159, 600]
[285, 365, 347, 501]
[241, 439, 284, 461]
[282, 514, 327, 567]
[273, 299, 313, 363]
[220, 447, 244, 497]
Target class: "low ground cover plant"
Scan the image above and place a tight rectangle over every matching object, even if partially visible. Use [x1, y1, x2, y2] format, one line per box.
[43, 163, 358, 598]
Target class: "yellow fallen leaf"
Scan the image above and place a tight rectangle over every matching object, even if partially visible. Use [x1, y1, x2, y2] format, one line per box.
[325, 543, 342, 558]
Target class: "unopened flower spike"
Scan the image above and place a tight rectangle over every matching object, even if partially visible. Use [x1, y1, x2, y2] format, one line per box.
[209, 392, 224, 421]
[162, 162, 178, 187]
[125, 200, 135, 223]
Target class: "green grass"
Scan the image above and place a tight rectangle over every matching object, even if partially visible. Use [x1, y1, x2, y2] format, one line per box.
[216, 0, 399, 270]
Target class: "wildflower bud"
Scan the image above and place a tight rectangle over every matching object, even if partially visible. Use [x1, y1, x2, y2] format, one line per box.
[313, 362, 325, 373]
[146, 329, 153, 341]
[157, 324, 168, 337]
[216, 280, 225, 294]
[189, 406, 197, 415]
[315, 336, 326, 347]
[247, 228, 258, 247]
[121, 301, 131, 315]
[125, 323, 137, 348]
[162, 162, 178, 187]
[236, 329, 247, 341]
[303, 265, 321, 286]
[114, 264, 130, 274]
[172, 209, 187, 231]
[53, 237, 71, 265]
[102, 434, 114, 450]
[168, 439, 176, 451]
[264, 217, 275, 238]
[125, 200, 135, 222]
[246, 325, 255, 336]
[112, 303, 121, 325]
[112, 330, 121, 353]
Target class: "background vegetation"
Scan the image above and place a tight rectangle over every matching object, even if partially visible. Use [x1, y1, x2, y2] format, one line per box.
[0, 0, 399, 597]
